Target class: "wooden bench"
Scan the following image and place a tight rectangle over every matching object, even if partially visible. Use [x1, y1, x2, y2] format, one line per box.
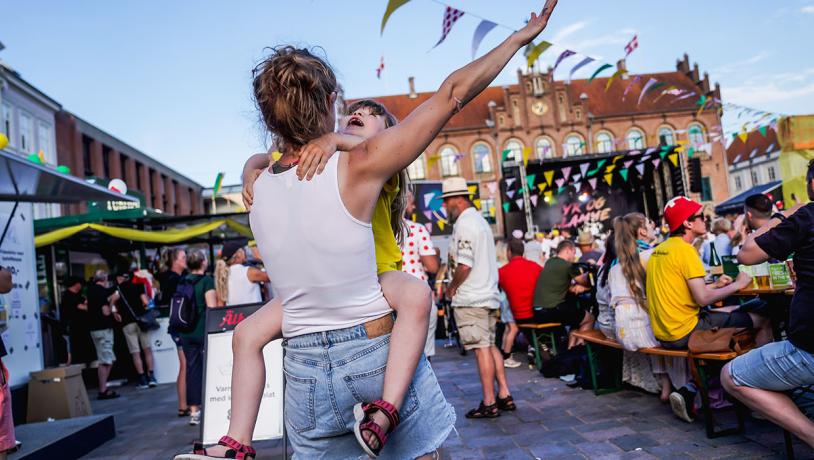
[515, 322, 562, 370]
[571, 329, 744, 439]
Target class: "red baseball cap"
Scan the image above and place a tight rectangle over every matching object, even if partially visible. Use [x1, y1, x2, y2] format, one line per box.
[664, 196, 703, 233]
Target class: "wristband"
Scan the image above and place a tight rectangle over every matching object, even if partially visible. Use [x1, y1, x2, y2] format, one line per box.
[772, 212, 787, 222]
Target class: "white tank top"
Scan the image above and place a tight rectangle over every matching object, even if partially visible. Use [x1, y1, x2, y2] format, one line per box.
[250, 154, 391, 337]
[227, 264, 262, 306]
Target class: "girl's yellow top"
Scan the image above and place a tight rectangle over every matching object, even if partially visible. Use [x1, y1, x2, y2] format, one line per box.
[371, 175, 402, 275]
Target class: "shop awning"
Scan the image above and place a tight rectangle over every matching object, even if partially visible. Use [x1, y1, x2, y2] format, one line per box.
[714, 180, 782, 216]
[0, 149, 136, 204]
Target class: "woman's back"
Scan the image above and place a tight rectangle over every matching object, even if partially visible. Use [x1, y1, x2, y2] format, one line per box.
[250, 154, 391, 337]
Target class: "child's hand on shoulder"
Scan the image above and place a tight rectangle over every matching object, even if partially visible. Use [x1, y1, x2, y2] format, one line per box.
[297, 133, 338, 181]
[242, 169, 263, 210]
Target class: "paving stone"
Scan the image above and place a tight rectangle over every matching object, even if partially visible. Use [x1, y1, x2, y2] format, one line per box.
[575, 440, 624, 457]
[610, 433, 660, 451]
[526, 441, 581, 459]
[581, 426, 637, 442]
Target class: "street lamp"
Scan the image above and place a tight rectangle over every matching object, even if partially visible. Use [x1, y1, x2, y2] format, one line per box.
[580, 92, 593, 155]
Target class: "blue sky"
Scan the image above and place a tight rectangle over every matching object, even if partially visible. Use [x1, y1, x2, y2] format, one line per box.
[2, 0, 813, 186]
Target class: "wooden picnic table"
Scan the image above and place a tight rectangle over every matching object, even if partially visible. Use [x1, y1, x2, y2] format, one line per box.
[735, 287, 794, 296]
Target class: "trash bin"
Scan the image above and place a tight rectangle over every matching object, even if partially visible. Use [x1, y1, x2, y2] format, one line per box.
[27, 364, 92, 422]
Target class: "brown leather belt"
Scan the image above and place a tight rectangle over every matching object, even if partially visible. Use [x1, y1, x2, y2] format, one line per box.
[364, 314, 394, 339]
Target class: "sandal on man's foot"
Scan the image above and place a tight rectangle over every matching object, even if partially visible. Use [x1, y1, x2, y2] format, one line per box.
[465, 401, 500, 419]
[496, 395, 516, 411]
[172, 436, 256, 460]
[178, 408, 191, 417]
[353, 399, 400, 458]
[97, 389, 119, 400]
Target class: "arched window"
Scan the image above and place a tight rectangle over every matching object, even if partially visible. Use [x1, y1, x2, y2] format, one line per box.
[472, 142, 493, 173]
[658, 126, 675, 146]
[439, 145, 459, 177]
[535, 137, 555, 159]
[595, 131, 613, 154]
[503, 139, 524, 162]
[688, 123, 706, 147]
[564, 134, 584, 157]
[626, 128, 645, 150]
[407, 155, 426, 180]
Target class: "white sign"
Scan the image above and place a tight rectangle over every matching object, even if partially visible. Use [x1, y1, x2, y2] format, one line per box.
[202, 334, 284, 444]
[149, 318, 180, 385]
[0, 202, 44, 387]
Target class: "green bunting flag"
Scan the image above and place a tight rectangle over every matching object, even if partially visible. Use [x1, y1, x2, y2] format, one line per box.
[759, 126, 768, 137]
[503, 202, 510, 214]
[558, 186, 566, 194]
[660, 150, 669, 159]
[619, 168, 629, 182]
[587, 159, 607, 177]
[588, 63, 614, 83]
[501, 149, 511, 162]
[688, 147, 695, 158]
[526, 174, 536, 190]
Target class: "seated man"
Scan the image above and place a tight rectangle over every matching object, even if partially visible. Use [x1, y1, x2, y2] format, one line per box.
[722, 161, 814, 449]
[646, 196, 772, 423]
[498, 238, 543, 366]
[531, 240, 592, 348]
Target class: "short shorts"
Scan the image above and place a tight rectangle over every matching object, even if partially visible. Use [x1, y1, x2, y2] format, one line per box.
[90, 329, 116, 365]
[454, 306, 499, 351]
[122, 322, 152, 354]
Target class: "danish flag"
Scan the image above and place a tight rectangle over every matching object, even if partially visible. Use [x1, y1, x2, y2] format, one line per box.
[376, 56, 384, 79]
[624, 35, 638, 57]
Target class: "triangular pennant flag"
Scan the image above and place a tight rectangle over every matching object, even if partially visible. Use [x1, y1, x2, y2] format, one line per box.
[571, 173, 582, 183]
[505, 177, 516, 189]
[381, 0, 411, 34]
[522, 147, 532, 166]
[567, 57, 595, 84]
[467, 185, 478, 197]
[588, 63, 613, 82]
[613, 154, 624, 164]
[507, 190, 516, 199]
[537, 183, 547, 194]
[427, 154, 441, 170]
[659, 150, 668, 160]
[516, 199, 524, 210]
[433, 6, 465, 49]
[606, 164, 616, 173]
[423, 210, 433, 221]
[555, 178, 565, 188]
[525, 41, 553, 68]
[562, 166, 572, 181]
[623, 160, 634, 169]
[622, 75, 643, 101]
[558, 186, 566, 194]
[738, 132, 749, 143]
[437, 220, 445, 231]
[473, 198, 482, 210]
[645, 147, 658, 156]
[271, 151, 283, 161]
[551, 50, 576, 74]
[580, 162, 590, 177]
[471, 20, 498, 59]
[605, 68, 626, 91]
[596, 159, 607, 170]
[688, 147, 695, 158]
[544, 170, 555, 186]
[526, 174, 536, 190]
[489, 207, 496, 217]
[653, 158, 661, 169]
[635, 164, 645, 176]
[424, 223, 433, 233]
[573, 181, 582, 192]
[503, 202, 510, 214]
[619, 169, 629, 182]
[423, 192, 436, 208]
[487, 181, 498, 194]
[589, 178, 597, 190]
[544, 190, 553, 201]
[501, 149, 511, 162]
[668, 153, 679, 167]
[530, 195, 538, 207]
[604, 173, 614, 186]
[637, 78, 658, 106]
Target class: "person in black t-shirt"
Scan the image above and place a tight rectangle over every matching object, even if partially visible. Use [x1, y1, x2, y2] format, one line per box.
[722, 159, 814, 448]
[60, 277, 94, 365]
[87, 270, 120, 400]
[115, 272, 157, 389]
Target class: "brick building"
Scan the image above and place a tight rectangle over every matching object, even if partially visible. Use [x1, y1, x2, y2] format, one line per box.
[726, 127, 781, 196]
[348, 54, 729, 236]
[56, 111, 203, 216]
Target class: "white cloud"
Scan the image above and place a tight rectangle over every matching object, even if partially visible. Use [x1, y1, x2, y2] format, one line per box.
[802, 5, 814, 13]
[724, 82, 814, 106]
[713, 51, 771, 75]
[549, 20, 634, 53]
[552, 21, 588, 44]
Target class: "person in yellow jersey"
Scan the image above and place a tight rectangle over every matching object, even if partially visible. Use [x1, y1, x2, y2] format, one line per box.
[646, 196, 771, 424]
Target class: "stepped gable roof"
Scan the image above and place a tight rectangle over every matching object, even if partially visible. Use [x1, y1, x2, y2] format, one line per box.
[725, 127, 779, 165]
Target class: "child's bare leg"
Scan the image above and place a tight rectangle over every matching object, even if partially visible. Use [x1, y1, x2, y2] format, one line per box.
[364, 271, 431, 448]
[206, 299, 282, 456]
[502, 322, 518, 355]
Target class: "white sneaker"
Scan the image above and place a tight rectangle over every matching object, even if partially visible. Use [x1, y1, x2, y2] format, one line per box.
[189, 410, 201, 426]
[504, 355, 522, 368]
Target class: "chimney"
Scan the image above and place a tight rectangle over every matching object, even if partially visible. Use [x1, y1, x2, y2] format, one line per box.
[408, 77, 417, 99]
[691, 63, 700, 83]
[616, 59, 628, 78]
[701, 72, 711, 93]
[677, 53, 690, 73]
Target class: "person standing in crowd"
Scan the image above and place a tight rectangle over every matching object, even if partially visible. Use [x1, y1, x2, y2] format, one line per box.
[443, 177, 514, 418]
[179, 250, 218, 426]
[646, 196, 770, 423]
[0, 266, 16, 459]
[532, 240, 593, 348]
[722, 160, 814, 448]
[577, 231, 603, 265]
[743, 193, 773, 231]
[214, 239, 269, 307]
[401, 191, 440, 358]
[701, 218, 736, 265]
[87, 270, 120, 400]
[59, 277, 93, 366]
[498, 238, 542, 368]
[115, 272, 157, 389]
[157, 248, 191, 417]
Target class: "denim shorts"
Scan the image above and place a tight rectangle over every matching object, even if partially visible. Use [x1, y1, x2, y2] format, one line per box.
[283, 322, 456, 459]
[729, 340, 814, 390]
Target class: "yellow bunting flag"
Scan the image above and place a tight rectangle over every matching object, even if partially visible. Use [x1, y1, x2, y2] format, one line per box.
[668, 153, 679, 167]
[381, 0, 411, 34]
[537, 183, 547, 194]
[271, 151, 283, 161]
[544, 170, 555, 186]
[606, 164, 616, 173]
[468, 185, 478, 197]
[489, 206, 496, 217]
[473, 198, 482, 210]
[676, 139, 688, 145]
[604, 173, 614, 186]
[522, 147, 532, 166]
[605, 69, 626, 92]
[437, 220, 446, 231]
[674, 146, 685, 153]
[427, 154, 441, 170]
[544, 190, 553, 200]
[526, 41, 552, 68]
[738, 132, 749, 143]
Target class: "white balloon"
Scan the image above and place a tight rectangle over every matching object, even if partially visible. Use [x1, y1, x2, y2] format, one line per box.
[108, 178, 128, 195]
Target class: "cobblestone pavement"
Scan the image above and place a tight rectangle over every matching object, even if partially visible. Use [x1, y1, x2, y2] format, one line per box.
[83, 342, 810, 459]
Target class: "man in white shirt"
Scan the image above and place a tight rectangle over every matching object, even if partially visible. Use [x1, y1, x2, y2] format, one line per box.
[442, 177, 514, 419]
[402, 191, 440, 357]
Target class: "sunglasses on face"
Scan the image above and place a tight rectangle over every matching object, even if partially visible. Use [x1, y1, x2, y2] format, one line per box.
[690, 214, 705, 222]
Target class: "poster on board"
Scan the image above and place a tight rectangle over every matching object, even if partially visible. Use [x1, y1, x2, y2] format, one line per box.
[0, 202, 44, 387]
[202, 304, 284, 444]
[408, 181, 483, 236]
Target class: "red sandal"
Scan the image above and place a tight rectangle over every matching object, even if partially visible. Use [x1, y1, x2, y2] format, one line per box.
[173, 436, 256, 460]
[353, 400, 400, 458]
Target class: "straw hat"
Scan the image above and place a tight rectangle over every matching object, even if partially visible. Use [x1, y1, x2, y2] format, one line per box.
[576, 231, 595, 245]
[440, 177, 470, 199]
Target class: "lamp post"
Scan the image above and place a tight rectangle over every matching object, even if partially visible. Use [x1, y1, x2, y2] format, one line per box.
[580, 92, 593, 155]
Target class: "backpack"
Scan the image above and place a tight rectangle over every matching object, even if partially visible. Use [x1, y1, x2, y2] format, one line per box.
[169, 277, 202, 333]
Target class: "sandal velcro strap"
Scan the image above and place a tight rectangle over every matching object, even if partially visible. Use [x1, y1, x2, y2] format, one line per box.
[218, 436, 256, 458]
[192, 442, 206, 455]
[359, 419, 387, 453]
[365, 399, 400, 430]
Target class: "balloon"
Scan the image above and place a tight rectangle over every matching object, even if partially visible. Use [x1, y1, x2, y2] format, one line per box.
[27, 153, 43, 164]
[0, 133, 8, 150]
[56, 165, 71, 174]
[108, 178, 128, 195]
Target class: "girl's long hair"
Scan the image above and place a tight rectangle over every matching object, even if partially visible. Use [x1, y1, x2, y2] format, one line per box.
[598, 231, 617, 288]
[214, 258, 231, 305]
[613, 213, 648, 309]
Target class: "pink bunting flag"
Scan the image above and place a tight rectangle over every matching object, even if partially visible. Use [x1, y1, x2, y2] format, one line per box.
[505, 178, 516, 189]
[433, 6, 464, 49]
[516, 199, 524, 210]
[623, 160, 633, 169]
[555, 178, 565, 188]
[424, 223, 433, 233]
[588, 178, 598, 190]
[573, 181, 582, 192]
[571, 173, 582, 183]
[652, 158, 661, 168]
[622, 75, 642, 101]
[530, 195, 538, 207]
[645, 147, 658, 155]
[424, 210, 433, 221]
[637, 78, 658, 106]
[672, 91, 697, 103]
[579, 162, 590, 178]
[562, 166, 572, 181]
[635, 164, 645, 176]
[486, 181, 498, 194]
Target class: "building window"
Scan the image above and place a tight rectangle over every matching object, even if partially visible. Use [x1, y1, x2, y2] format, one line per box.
[701, 177, 713, 202]
[1, 103, 13, 148]
[751, 169, 759, 186]
[439, 145, 459, 177]
[511, 99, 521, 126]
[595, 131, 613, 154]
[480, 198, 496, 224]
[36, 121, 54, 164]
[535, 137, 555, 159]
[19, 112, 32, 152]
[768, 166, 777, 181]
[626, 128, 645, 150]
[82, 136, 93, 176]
[688, 123, 706, 147]
[102, 145, 111, 178]
[658, 126, 675, 146]
[734, 175, 742, 192]
[135, 161, 144, 190]
[504, 139, 523, 162]
[472, 142, 493, 173]
[407, 156, 426, 180]
[564, 134, 584, 157]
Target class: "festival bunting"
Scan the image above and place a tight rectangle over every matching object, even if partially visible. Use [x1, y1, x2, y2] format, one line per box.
[589, 178, 597, 191]
[588, 63, 613, 82]
[571, 173, 581, 183]
[579, 162, 590, 178]
[505, 177, 516, 189]
[619, 169, 629, 182]
[562, 166, 572, 181]
[544, 170, 554, 186]
[507, 190, 516, 199]
[537, 183, 547, 194]
[622, 75, 642, 100]
[624, 34, 638, 56]
[212, 172, 224, 196]
[555, 178, 565, 188]
[653, 158, 661, 169]
[567, 57, 595, 84]
[573, 181, 582, 192]
[503, 202, 510, 214]
[636, 164, 645, 176]
[471, 20, 498, 59]
[668, 153, 679, 167]
[526, 174, 536, 191]
[758, 125, 768, 137]
[526, 41, 553, 68]
[486, 181, 498, 194]
[271, 151, 283, 161]
[427, 154, 441, 170]
[516, 199, 524, 210]
[637, 78, 658, 106]
[522, 147, 532, 166]
[501, 149, 511, 162]
[530, 195, 538, 207]
[433, 6, 464, 49]
[552, 50, 576, 74]
[604, 69, 626, 91]
[604, 173, 614, 186]
[381, 0, 411, 34]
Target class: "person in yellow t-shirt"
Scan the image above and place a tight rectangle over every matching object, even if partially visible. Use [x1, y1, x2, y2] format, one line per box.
[646, 196, 771, 424]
